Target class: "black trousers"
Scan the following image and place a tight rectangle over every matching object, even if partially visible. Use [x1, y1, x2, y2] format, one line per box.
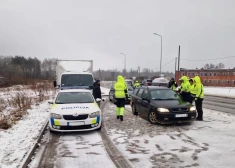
[181, 92, 194, 104]
[195, 98, 203, 119]
[116, 98, 125, 108]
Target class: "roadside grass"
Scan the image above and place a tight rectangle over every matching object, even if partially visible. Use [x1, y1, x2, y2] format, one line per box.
[0, 82, 55, 129]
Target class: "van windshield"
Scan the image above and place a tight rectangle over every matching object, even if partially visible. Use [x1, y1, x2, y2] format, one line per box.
[61, 74, 93, 87]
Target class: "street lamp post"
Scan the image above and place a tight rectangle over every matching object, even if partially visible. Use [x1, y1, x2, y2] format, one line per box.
[153, 33, 162, 75]
[120, 53, 126, 76]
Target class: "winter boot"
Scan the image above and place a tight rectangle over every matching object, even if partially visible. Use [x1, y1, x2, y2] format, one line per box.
[117, 116, 120, 119]
[120, 116, 123, 121]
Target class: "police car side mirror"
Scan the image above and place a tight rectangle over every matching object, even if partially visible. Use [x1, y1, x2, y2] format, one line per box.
[96, 98, 102, 102]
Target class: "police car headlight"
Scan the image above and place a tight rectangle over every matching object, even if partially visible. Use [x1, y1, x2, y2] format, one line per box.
[157, 108, 169, 113]
[50, 113, 62, 119]
[89, 111, 100, 118]
[189, 106, 196, 111]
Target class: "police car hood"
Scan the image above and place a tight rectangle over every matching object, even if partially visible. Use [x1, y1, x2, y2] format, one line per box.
[51, 103, 99, 115]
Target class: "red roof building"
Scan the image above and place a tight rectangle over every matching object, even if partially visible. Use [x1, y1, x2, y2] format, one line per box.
[175, 68, 235, 87]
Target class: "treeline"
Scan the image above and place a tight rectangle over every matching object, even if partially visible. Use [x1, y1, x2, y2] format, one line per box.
[93, 68, 174, 81]
[0, 55, 174, 86]
[203, 63, 225, 69]
[0, 56, 57, 85]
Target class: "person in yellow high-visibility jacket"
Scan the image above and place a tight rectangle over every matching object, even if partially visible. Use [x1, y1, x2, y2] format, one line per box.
[114, 75, 128, 121]
[134, 80, 140, 88]
[189, 78, 196, 95]
[194, 76, 204, 121]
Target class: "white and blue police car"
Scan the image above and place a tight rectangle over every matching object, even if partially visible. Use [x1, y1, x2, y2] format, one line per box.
[48, 89, 102, 132]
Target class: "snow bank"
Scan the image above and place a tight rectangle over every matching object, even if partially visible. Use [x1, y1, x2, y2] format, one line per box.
[0, 102, 50, 168]
[101, 87, 110, 96]
[204, 87, 235, 98]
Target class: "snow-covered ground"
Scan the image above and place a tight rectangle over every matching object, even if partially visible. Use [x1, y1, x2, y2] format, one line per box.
[101, 87, 110, 96]
[103, 103, 235, 168]
[0, 102, 50, 168]
[204, 86, 235, 98]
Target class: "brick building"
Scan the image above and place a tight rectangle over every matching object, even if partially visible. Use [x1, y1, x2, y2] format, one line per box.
[175, 68, 235, 87]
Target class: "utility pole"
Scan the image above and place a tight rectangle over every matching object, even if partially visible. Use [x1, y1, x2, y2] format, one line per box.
[138, 66, 140, 78]
[178, 45, 180, 71]
[175, 57, 177, 79]
[35, 58, 36, 79]
[153, 33, 163, 74]
[120, 53, 126, 77]
[99, 68, 101, 80]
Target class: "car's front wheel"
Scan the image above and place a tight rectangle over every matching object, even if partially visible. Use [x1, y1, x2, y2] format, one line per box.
[109, 92, 112, 101]
[148, 111, 158, 124]
[132, 104, 138, 115]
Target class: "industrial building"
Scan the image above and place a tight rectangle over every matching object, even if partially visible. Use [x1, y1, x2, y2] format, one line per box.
[175, 68, 235, 87]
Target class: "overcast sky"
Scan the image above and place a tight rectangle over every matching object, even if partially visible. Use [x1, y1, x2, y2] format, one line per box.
[0, 0, 235, 72]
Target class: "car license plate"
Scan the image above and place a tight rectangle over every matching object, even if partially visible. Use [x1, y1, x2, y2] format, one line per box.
[175, 114, 188, 118]
[69, 122, 84, 126]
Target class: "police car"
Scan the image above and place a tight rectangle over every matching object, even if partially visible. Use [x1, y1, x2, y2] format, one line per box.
[48, 89, 102, 132]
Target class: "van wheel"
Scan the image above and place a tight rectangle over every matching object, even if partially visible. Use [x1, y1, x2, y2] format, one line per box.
[132, 104, 138, 115]
[148, 111, 158, 124]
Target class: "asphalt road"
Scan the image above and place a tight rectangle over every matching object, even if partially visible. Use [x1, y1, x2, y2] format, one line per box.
[203, 95, 235, 114]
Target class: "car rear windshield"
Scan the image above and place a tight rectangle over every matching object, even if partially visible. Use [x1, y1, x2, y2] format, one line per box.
[125, 81, 132, 85]
[150, 89, 180, 100]
[61, 74, 93, 87]
[55, 92, 94, 104]
[127, 85, 133, 90]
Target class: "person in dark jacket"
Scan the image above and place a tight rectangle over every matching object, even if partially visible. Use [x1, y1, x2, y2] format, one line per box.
[93, 80, 102, 107]
[168, 78, 178, 91]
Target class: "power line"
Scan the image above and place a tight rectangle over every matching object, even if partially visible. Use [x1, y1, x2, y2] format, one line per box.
[162, 58, 175, 67]
[181, 56, 235, 61]
[154, 58, 175, 70]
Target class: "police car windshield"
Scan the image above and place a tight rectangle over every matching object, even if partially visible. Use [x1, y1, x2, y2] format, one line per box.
[55, 92, 94, 104]
[151, 89, 179, 100]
